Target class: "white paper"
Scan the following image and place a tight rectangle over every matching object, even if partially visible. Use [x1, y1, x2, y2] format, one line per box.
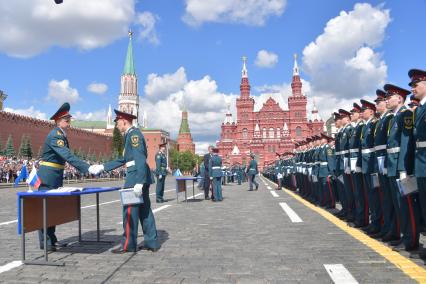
[377, 156, 385, 174]
[48, 187, 84, 193]
[312, 175, 318, 183]
[343, 157, 349, 170]
[277, 173, 283, 179]
[371, 173, 379, 188]
[350, 158, 357, 172]
[308, 167, 312, 176]
[338, 175, 344, 184]
[397, 176, 418, 196]
[119, 189, 144, 205]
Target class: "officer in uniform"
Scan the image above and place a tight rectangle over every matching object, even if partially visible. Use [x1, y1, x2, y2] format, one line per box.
[209, 147, 223, 201]
[247, 153, 259, 191]
[155, 142, 168, 203]
[384, 84, 420, 252]
[374, 90, 399, 242]
[349, 103, 366, 226]
[333, 112, 346, 216]
[94, 109, 159, 253]
[235, 162, 243, 185]
[360, 99, 381, 235]
[37, 102, 90, 251]
[409, 69, 426, 258]
[318, 133, 335, 208]
[274, 153, 282, 190]
[203, 146, 213, 200]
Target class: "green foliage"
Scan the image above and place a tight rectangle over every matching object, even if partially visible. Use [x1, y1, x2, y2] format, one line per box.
[169, 149, 199, 173]
[112, 126, 123, 159]
[0, 134, 4, 155]
[5, 135, 15, 157]
[26, 136, 33, 159]
[18, 135, 32, 159]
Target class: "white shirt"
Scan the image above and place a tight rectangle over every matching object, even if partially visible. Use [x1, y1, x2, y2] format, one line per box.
[420, 96, 426, 106]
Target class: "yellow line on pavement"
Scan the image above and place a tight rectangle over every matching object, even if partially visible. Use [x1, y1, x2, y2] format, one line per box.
[261, 177, 426, 284]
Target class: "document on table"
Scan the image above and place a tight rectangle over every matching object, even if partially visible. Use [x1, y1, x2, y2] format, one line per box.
[397, 176, 418, 196]
[119, 189, 144, 205]
[47, 187, 85, 193]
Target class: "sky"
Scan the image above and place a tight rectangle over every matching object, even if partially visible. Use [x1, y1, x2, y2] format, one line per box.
[1, 0, 425, 153]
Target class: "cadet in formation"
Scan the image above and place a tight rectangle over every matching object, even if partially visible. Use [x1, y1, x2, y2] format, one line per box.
[90, 109, 160, 253]
[155, 142, 168, 203]
[37, 102, 91, 251]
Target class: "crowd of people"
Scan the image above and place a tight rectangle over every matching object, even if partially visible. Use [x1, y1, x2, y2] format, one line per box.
[263, 68, 426, 259]
[0, 155, 125, 184]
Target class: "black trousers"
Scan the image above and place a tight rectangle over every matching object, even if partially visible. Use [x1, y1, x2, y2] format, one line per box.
[203, 174, 211, 198]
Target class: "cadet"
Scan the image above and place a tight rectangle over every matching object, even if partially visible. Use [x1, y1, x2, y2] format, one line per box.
[348, 103, 366, 226]
[318, 133, 335, 208]
[95, 110, 159, 253]
[37, 102, 90, 251]
[409, 69, 426, 258]
[155, 142, 168, 203]
[209, 147, 223, 201]
[374, 90, 399, 242]
[333, 112, 347, 217]
[384, 84, 419, 252]
[247, 153, 259, 191]
[360, 99, 381, 235]
[274, 153, 282, 190]
[235, 162, 243, 185]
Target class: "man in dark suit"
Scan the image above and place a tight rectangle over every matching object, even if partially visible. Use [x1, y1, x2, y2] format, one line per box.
[203, 146, 213, 200]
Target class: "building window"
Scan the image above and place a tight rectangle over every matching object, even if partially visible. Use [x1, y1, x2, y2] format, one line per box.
[262, 128, 267, 138]
[269, 127, 274, 138]
[242, 128, 248, 139]
[268, 145, 272, 152]
[296, 126, 302, 137]
[276, 128, 281, 138]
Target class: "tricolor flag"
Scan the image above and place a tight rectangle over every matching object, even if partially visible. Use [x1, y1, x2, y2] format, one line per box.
[27, 166, 41, 189]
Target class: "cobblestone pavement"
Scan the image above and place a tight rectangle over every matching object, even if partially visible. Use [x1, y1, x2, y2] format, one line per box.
[0, 177, 419, 283]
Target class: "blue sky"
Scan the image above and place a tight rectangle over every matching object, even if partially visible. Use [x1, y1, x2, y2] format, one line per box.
[0, 0, 425, 152]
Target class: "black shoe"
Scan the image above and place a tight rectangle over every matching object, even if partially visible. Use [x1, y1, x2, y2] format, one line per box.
[362, 225, 372, 232]
[410, 249, 426, 259]
[390, 239, 403, 247]
[138, 245, 159, 252]
[53, 242, 68, 248]
[248, 189, 253, 191]
[40, 246, 56, 252]
[392, 243, 406, 252]
[405, 244, 419, 252]
[255, 185, 259, 190]
[111, 248, 135, 254]
[369, 232, 384, 239]
[367, 229, 381, 236]
[156, 200, 164, 203]
[382, 234, 400, 242]
[205, 196, 210, 200]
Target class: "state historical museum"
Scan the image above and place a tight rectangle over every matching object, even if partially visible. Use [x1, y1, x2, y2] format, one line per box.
[217, 55, 324, 167]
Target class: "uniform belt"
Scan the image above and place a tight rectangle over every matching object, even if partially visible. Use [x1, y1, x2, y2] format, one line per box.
[335, 151, 342, 155]
[320, 162, 328, 166]
[349, 149, 359, 153]
[362, 148, 375, 154]
[126, 160, 135, 167]
[374, 145, 386, 151]
[212, 166, 221, 169]
[40, 161, 65, 169]
[416, 141, 426, 148]
[387, 147, 400, 154]
[341, 150, 349, 154]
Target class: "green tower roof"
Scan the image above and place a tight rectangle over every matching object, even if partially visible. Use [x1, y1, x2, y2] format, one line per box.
[123, 31, 136, 75]
[179, 111, 190, 134]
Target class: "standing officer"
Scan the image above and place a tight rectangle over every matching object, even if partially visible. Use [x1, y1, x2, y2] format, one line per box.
[155, 142, 168, 203]
[274, 153, 282, 190]
[203, 146, 213, 200]
[409, 69, 426, 258]
[209, 147, 223, 201]
[318, 133, 335, 208]
[93, 109, 159, 253]
[247, 153, 259, 191]
[360, 99, 381, 235]
[333, 112, 346, 217]
[384, 84, 419, 252]
[37, 102, 90, 251]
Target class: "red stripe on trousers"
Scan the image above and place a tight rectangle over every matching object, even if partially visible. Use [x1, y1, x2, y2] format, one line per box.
[123, 206, 132, 251]
[378, 185, 384, 225]
[362, 176, 369, 225]
[327, 176, 335, 207]
[406, 196, 417, 248]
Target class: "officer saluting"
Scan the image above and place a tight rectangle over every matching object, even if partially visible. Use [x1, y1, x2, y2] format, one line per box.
[155, 142, 168, 203]
[38, 102, 90, 251]
[91, 109, 159, 253]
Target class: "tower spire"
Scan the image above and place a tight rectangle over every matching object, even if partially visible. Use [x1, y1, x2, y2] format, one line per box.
[239, 56, 251, 99]
[242, 56, 248, 78]
[293, 53, 299, 76]
[123, 30, 136, 75]
[291, 53, 302, 97]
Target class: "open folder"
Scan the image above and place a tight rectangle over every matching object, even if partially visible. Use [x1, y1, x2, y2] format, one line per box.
[119, 188, 144, 205]
[396, 176, 418, 196]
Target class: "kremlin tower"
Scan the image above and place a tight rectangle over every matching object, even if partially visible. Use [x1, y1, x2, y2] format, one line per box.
[177, 109, 195, 153]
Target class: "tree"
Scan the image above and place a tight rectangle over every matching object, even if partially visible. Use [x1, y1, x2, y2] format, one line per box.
[5, 135, 15, 157]
[26, 136, 33, 159]
[18, 135, 27, 158]
[112, 126, 124, 158]
[0, 134, 4, 156]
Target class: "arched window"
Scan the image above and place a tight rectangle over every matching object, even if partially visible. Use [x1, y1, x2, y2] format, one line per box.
[269, 127, 274, 138]
[276, 128, 281, 138]
[296, 126, 302, 137]
[242, 128, 248, 139]
[262, 128, 267, 138]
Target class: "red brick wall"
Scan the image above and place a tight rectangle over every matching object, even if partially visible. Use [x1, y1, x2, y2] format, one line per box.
[0, 111, 112, 158]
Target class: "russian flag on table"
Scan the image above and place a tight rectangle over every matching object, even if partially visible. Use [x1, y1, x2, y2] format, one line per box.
[14, 165, 28, 187]
[27, 166, 41, 189]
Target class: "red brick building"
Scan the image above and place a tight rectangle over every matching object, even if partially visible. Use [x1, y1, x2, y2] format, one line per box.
[216, 55, 324, 168]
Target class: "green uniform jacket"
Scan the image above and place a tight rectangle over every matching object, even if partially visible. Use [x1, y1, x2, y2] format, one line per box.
[38, 127, 89, 189]
[104, 127, 153, 187]
[361, 118, 377, 174]
[155, 151, 167, 176]
[414, 105, 426, 177]
[247, 159, 258, 175]
[208, 154, 222, 177]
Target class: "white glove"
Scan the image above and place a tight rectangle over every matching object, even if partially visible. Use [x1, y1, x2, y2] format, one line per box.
[133, 184, 143, 197]
[210, 177, 213, 180]
[399, 171, 407, 180]
[344, 167, 351, 175]
[159, 175, 163, 179]
[89, 165, 104, 175]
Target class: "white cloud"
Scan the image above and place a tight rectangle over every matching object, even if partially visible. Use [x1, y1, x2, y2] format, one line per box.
[255, 50, 278, 68]
[144, 67, 187, 101]
[48, 79, 80, 104]
[87, 82, 108, 95]
[302, 3, 390, 99]
[4, 106, 47, 120]
[182, 0, 286, 27]
[195, 142, 213, 155]
[0, 0, 159, 58]
[135, 11, 160, 45]
[73, 109, 107, 121]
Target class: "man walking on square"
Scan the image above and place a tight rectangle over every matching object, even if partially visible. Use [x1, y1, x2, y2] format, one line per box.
[247, 153, 259, 191]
